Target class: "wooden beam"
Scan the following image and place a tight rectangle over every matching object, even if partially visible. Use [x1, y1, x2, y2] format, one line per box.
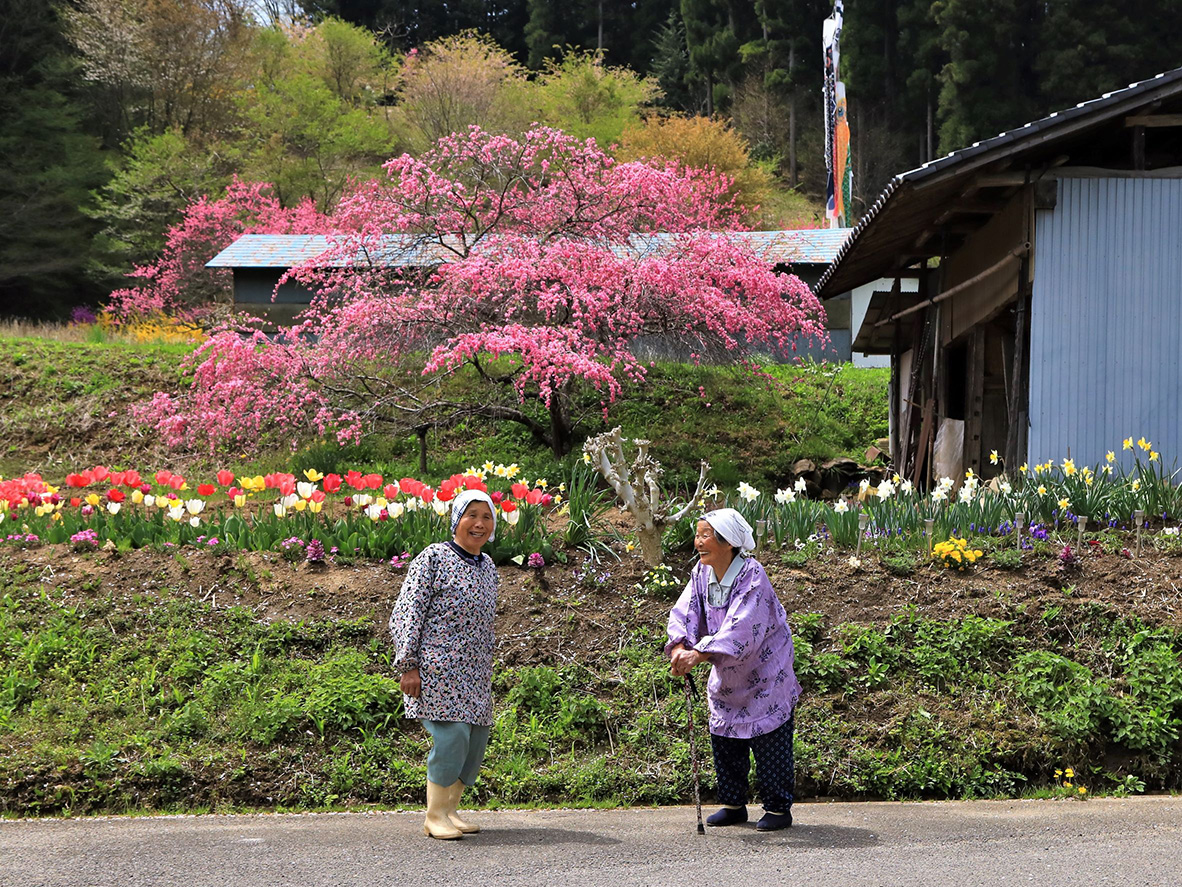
[1125, 114, 1182, 127]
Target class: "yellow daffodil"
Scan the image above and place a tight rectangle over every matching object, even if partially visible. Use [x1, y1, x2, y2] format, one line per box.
[1085, 476, 1093, 486]
[1106, 451, 1115, 463]
[303, 468, 324, 482]
[482, 461, 496, 473]
[1150, 451, 1159, 462]
[1062, 458, 1076, 476]
[1132, 480, 1142, 491]
[1138, 437, 1150, 451]
[1019, 463, 1028, 473]
[1058, 498, 1070, 510]
[1123, 437, 1134, 450]
[1037, 485, 1047, 495]
[625, 541, 636, 552]
[582, 452, 591, 464]
[494, 463, 508, 477]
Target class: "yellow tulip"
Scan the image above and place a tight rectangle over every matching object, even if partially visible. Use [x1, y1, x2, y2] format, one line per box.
[234, 494, 247, 507]
[292, 499, 307, 512]
[303, 469, 324, 482]
[131, 489, 144, 504]
[85, 493, 101, 506]
[309, 500, 323, 514]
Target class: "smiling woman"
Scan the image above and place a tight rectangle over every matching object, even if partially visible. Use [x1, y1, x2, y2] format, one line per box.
[389, 489, 500, 840]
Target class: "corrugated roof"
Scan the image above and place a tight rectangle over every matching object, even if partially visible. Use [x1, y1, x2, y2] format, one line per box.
[207, 228, 852, 270]
[817, 65, 1182, 297]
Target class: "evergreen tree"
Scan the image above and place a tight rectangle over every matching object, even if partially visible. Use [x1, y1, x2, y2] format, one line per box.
[680, 0, 748, 114]
[651, 9, 696, 110]
[0, 0, 107, 318]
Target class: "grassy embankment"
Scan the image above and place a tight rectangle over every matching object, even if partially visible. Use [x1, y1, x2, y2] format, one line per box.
[2, 334, 1180, 815]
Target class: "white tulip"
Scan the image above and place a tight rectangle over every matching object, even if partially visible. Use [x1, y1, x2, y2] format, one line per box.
[186, 498, 205, 515]
[106, 502, 121, 515]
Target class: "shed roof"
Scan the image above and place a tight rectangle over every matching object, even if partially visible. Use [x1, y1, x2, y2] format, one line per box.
[817, 65, 1182, 298]
[207, 228, 853, 271]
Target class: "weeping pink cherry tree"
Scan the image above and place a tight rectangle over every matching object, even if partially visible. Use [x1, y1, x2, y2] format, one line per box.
[137, 125, 826, 455]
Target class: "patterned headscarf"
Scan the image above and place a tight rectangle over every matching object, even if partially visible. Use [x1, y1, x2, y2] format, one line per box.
[450, 490, 497, 542]
[702, 508, 756, 552]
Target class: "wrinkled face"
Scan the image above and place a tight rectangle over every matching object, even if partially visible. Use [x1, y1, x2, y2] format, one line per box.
[694, 519, 734, 575]
[454, 502, 494, 554]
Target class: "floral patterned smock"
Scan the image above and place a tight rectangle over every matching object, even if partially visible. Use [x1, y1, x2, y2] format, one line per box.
[389, 541, 499, 726]
[666, 557, 801, 739]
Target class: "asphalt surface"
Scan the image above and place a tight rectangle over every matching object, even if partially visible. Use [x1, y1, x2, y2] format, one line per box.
[1, 797, 1179, 887]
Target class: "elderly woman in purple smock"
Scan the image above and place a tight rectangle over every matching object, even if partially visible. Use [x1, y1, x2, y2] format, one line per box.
[666, 507, 801, 831]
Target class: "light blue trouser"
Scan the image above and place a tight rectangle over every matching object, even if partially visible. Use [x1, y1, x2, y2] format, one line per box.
[422, 720, 491, 786]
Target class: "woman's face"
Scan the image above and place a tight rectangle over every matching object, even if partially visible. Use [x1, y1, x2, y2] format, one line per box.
[454, 502, 495, 554]
[694, 519, 734, 576]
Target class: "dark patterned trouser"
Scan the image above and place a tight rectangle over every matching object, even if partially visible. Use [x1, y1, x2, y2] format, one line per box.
[710, 716, 795, 813]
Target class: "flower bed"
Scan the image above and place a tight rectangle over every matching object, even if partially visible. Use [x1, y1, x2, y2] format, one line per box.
[0, 463, 563, 566]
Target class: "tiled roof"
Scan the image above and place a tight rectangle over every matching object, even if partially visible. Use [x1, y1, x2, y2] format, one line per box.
[207, 228, 853, 270]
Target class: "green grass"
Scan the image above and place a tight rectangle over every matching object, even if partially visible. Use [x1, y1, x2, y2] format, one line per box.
[2, 558, 1178, 816]
[0, 336, 888, 490]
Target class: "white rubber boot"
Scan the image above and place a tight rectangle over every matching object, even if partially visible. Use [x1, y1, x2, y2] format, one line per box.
[446, 780, 480, 834]
[423, 780, 463, 839]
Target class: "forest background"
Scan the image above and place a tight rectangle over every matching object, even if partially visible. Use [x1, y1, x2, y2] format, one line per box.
[4, 0, 1182, 322]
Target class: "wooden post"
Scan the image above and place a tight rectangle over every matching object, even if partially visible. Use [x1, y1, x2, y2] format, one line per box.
[965, 327, 985, 476]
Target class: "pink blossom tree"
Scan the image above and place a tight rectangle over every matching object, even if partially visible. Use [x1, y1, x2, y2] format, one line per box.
[106, 178, 331, 321]
[137, 125, 826, 455]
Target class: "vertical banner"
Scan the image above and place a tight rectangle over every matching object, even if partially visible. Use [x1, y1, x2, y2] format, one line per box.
[823, 1, 851, 228]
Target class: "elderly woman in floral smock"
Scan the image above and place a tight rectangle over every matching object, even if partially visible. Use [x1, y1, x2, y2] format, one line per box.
[667, 508, 801, 831]
[390, 489, 499, 840]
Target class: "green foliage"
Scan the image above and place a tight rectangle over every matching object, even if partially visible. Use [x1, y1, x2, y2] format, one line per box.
[531, 49, 659, 147]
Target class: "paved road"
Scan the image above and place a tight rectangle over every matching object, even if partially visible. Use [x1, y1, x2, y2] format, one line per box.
[1, 798, 1179, 887]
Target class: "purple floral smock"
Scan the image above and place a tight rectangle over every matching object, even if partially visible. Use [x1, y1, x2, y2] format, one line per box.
[666, 557, 801, 739]
[389, 542, 498, 726]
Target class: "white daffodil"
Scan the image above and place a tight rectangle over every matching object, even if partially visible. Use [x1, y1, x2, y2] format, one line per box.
[901, 479, 914, 495]
[957, 484, 975, 503]
[931, 488, 948, 502]
[737, 482, 760, 502]
[1000, 481, 1013, 495]
[834, 499, 850, 513]
[794, 477, 808, 493]
[775, 488, 796, 505]
[876, 480, 896, 500]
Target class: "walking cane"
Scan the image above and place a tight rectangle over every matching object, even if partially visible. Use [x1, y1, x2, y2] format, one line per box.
[684, 673, 705, 835]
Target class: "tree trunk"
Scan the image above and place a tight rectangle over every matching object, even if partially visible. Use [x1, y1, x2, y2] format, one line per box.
[639, 524, 664, 567]
[548, 387, 572, 457]
[788, 46, 797, 187]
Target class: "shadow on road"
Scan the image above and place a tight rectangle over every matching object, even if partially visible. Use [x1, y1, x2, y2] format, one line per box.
[462, 827, 623, 847]
[735, 824, 878, 849]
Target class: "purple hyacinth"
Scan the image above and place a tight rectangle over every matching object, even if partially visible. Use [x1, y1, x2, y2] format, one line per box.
[306, 539, 326, 564]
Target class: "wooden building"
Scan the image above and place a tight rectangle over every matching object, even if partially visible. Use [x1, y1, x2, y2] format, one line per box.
[817, 67, 1182, 483]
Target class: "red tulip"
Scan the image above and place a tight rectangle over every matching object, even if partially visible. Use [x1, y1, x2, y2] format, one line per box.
[345, 470, 364, 490]
[216, 470, 235, 486]
[109, 471, 126, 487]
[437, 488, 455, 502]
[197, 484, 216, 497]
[511, 483, 528, 499]
[323, 474, 342, 493]
[421, 487, 435, 503]
[168, 475, 185, 490]
[123, 470, 142, 488]
[92, 465, 111, 483]
[310, 490, 326, 504]
[70, 497, 81, 507]
[383, 483, 399, 499]
[363, 473, 383, 490]
[500, 500, 517, 512]
[540, 493, 553, 506]
[107, 488, 126, 503]
[525, 489, 544, 505]
[155, 470, 173, 486]
[462, 475, 486, 491]
[278, 479, 296, 497]
[490, 491, 504, 505]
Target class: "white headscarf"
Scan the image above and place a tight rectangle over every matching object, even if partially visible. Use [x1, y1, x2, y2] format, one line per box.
[450, 489, 496, 541]
[702, 508, 755, 552]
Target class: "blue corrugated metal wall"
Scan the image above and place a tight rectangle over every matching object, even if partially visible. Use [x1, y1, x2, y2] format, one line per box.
[1029, 177, 1182, 467]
